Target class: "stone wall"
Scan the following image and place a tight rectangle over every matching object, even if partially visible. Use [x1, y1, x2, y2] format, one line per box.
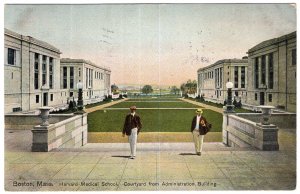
[223, 114, 279, 151]
[31, 113, 88, 152]
[237, 113, 296, 129]
[5, 114, 74, 130]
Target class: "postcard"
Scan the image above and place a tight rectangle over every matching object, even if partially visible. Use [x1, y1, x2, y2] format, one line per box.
[3, 3, 296, 191]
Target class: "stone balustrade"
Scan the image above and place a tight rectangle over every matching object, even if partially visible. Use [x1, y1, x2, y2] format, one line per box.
[31, 113, 88, 152]
[223, 113, 279, 151]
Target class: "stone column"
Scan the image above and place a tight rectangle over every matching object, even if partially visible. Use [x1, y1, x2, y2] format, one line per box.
[46, 56, 49, 88]
[258, 57, 262, 87]
[39, 54, 43, 89]
[265, 55, 269, 88]
[238, 66, 242, 89]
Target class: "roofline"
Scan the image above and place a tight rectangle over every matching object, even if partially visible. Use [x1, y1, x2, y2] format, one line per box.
[197, 58, 248, 72]
[60, 58, 111, 72]
[4, 28, 62, 54]
[248, 31, 296, 54]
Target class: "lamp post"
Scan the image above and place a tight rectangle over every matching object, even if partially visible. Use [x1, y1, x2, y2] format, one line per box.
[225, 81, 235, 113]
[76, 81, 85, 114]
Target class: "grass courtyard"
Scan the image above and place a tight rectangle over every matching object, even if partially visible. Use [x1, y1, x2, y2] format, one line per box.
[108, 101, 202, 108]
[87, 99, 222, 133]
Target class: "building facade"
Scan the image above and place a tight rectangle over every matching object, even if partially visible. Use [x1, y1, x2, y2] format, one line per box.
[245, 31, 296, 112]
[197, 58, 248, 104]
[60, 58, 111, 104]
[4, 28, 64, 114]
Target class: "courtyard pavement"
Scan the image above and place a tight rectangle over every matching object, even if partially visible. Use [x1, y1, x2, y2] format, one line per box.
[4, 127, 296, 191]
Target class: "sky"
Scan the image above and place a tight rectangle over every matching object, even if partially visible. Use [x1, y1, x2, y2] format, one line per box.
[4, 3, 296, 86]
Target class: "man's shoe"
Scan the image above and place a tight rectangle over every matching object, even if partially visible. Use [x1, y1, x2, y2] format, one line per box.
[130, 156, 135, 159]
[197, 152, 201, 156]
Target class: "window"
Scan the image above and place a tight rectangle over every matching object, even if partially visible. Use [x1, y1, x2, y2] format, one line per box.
[11, 72, 13, 79]
[79, 68, 81, 77]
[34, 53, 39, 89]
[49, 57, 53, 89]
[70, 67, 74, 89]
[292, 49, 296, 65]
[268, 94, 272, 102]
[235, 91, 238, 97]
[70, 92, 73, 97]
[42, 56, 47, 85]
[255, 93, 257, 101]
[268, 53, 273, 89]
[261, 55, 266, 85]
[234, 66, 238, 88]
[7, 48, 16, 65]
[50, 94, 53, 101]
[241, 67, 245, 88]
[63, 67, 67, 89]
[254, 57, 259, 89]
[36, 95, 39, 103]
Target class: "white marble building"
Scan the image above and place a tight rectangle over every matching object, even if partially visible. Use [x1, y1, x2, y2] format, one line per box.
[60, 58, 111, 104]
[197, 58, 248, 104]
[4, 28, 65, 114]
[245, 31, 296, 113]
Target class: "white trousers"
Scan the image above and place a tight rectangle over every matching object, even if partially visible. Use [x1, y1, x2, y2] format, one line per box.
[192, 130, 204, 153]
[128, 128, 138, 157]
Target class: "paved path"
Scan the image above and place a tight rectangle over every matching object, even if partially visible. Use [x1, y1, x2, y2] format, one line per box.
[84, 98, 128, 113]
[4, 129, 296, 191]
[181, 98, 224, 113]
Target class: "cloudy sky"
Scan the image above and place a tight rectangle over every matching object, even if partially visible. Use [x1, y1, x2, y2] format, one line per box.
[5, 4, 296, 86]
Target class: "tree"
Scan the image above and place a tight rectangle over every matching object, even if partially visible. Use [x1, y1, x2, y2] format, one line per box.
[170, 86, 180, 95]
[111, 84, 119, 94]
[180, 79, 197, 95]
[142, 85, 153, 95]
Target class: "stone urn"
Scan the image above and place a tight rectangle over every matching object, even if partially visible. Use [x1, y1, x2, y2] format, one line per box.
[39, 107, 53, 126]
[256, 105, 275, 125]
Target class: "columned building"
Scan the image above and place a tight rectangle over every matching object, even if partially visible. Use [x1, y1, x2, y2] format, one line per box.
[245, 31, 296, 112]
[197, 58, 248, 104]
[4, 28, 64, 114]
[60, 58, 111, 104]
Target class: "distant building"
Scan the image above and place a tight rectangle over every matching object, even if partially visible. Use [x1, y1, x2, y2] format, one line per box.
[4, 28, 64, 113]
[197, 58, 248, 104]
[60, 58, 111, 104]
[245, 31, 296, 112]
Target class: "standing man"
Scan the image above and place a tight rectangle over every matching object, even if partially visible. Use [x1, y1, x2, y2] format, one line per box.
[122, 106, 142, 159]
[191, 108, 211, 156]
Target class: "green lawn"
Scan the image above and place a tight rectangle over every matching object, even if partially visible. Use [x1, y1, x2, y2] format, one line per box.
[109, 101, 202, 108]
[88, 109, 222, 132]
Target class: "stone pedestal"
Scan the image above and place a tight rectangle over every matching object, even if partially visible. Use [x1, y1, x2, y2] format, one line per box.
[255, 123, 279, 151]
[31, 124, 55, 152]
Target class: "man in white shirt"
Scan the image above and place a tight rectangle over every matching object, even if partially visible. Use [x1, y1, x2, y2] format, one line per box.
[190, 108, 210, 156]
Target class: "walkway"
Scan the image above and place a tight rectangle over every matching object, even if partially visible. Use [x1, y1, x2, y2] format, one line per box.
[180, 98, 224, 113]
[84, 98, 128, 113]
[4, 128, 296, 191]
